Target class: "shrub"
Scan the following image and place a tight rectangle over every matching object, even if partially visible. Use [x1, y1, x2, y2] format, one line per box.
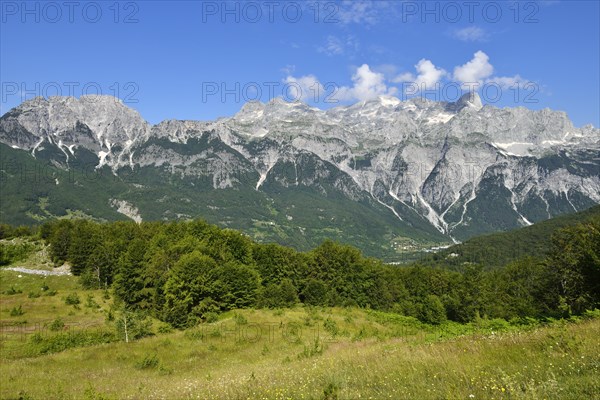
[49, 318, 65, 331]
[4, 286, 22, 295]
[27, 330, 116, 356]
[233, 312, 248, 325]
[157, 322, 173, 334]
[85, 294, 100, 309]
[10, 305, 24, 316]
[204, 312, 219, 323]
[0, 241, 35, 266]
[64, 293, 81, 306]
[582, 309, 600, 320]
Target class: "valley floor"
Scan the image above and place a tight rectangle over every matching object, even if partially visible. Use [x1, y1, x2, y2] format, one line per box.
[1, 269, 599, 400]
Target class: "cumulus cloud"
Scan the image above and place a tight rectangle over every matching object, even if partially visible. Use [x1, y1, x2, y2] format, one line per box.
[453, 51, 494, 85]
[337, 64, 396, 101]
[393, 59, 447, 90]
[281, 51, 534, 104]
[452, 26, 487, 42]
[285, 64, 396, 103]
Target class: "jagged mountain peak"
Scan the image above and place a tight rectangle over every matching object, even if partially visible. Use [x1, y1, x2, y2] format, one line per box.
[7, 95, 149, 143]
[1, 95, 599, 258]
[456, 91, 483, 111]
[0, 95, 150, 167]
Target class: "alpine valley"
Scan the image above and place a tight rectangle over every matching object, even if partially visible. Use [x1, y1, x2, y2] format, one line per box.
[1, 93, 599, 261]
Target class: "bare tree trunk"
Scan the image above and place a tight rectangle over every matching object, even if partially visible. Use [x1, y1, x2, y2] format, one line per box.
[124, 314, 129, 343]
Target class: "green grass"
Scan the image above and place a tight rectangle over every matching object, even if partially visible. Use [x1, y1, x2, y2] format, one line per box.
[1, 262, 599, 399]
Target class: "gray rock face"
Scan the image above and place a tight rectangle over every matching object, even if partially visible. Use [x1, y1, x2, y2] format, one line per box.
[0, 95, 150, 167]
[1, 94, 599, 242]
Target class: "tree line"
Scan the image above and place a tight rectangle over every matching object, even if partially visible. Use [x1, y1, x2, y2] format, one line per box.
[16, 216, 598, 328]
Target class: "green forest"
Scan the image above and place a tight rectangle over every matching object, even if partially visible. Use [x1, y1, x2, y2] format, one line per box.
[2, 206, 599, 329]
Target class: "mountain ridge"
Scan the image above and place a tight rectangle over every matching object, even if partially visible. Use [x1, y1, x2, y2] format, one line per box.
[1, 94, 599, 260]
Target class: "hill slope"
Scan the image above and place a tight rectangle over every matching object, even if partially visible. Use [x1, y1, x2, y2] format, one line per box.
[422, 204, 600, 268]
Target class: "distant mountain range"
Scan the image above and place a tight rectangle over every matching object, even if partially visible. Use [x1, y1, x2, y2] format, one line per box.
[1, 94, 599, 260]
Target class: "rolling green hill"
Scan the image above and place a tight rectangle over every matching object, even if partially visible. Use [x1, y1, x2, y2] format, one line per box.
[422, 205, 600, 268]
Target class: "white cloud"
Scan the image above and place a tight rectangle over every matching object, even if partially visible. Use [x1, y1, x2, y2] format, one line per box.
[283, 74, 325, 101]
[452, 26, 487, 42]
[485, 75, 533, 92]
[281, 52, 535, 105]
[453, 51, 494, 85]
[318, 35, 359, 56]
[394, 72, 415, 83]
[285, 64, 395, 103]
[393, 59, 447, 90]
[336, 1, 380, 25]
[486, 75, 522, 88]
[337, 64, 396, 101]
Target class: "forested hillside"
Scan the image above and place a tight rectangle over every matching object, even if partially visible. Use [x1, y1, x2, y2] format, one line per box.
[423, 205, 600, 268]
[3, 209, 598, 329]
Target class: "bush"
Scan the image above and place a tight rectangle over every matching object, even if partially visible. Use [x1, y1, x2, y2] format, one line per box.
[49, 318, 65, 331]
[582, 309, 600, 320]
[85, 294, 100, 309]
[27, 330, 116, 356]
[0, 241, 35, 266]
[233, 312, 248, 325]
[10, 304, 24, 316]
[4, 286, 22, 295]
[204, 312, 219, 323]
[64, 293, 81, 306]
[157, 322, 173, 334]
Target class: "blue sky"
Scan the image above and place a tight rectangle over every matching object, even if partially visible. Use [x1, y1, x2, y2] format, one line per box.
[1, 0, 599, 126]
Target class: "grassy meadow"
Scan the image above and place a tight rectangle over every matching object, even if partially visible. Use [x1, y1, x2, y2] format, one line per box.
[1, 267, 599, 400]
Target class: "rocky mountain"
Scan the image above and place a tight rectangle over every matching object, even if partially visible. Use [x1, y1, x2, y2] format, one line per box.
[1, 94, 599, 260]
